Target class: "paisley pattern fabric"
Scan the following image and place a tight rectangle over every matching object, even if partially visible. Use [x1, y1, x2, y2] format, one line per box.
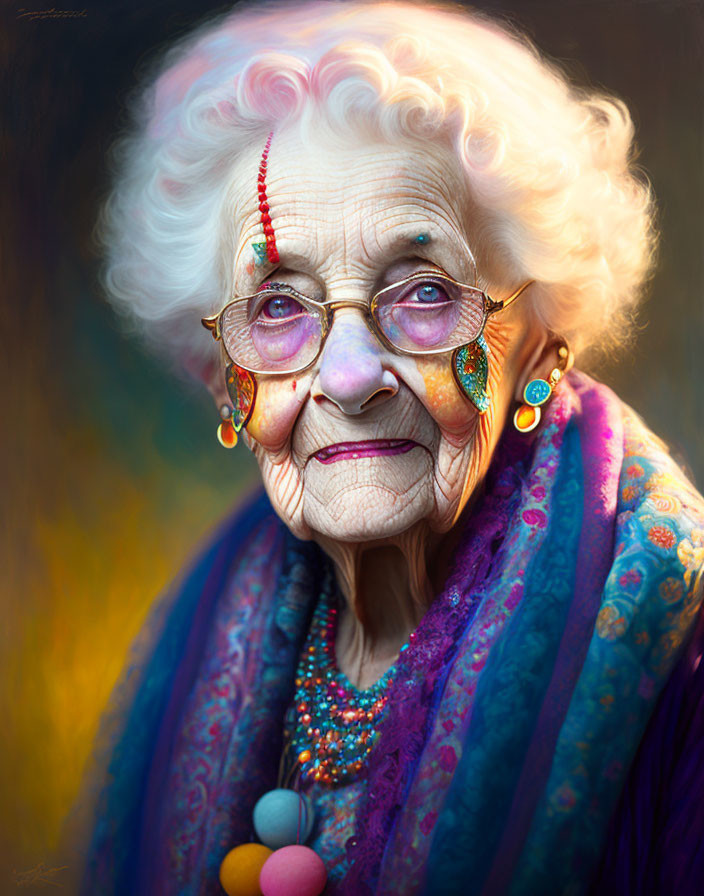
[305, 780, 363, 885]
[77, 373, 704, 895]
[378, 387, 576, 894]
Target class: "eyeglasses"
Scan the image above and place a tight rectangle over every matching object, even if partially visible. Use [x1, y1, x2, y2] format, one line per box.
[201, 271, 532, 375]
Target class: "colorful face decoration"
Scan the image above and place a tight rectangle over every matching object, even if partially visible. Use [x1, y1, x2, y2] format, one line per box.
[452, 336, 490, 414]
[221, 123, 533, 542]
[254, 131, 279, 266]
[226, 362, 257, 432]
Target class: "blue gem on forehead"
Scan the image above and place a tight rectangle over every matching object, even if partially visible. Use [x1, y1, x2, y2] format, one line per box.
[413, 233, 431, 245]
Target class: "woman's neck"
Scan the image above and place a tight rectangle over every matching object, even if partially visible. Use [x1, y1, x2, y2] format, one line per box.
[315, 521, 449, 689]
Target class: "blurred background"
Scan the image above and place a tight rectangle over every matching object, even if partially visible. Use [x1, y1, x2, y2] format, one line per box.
[2, 0, 702, 891]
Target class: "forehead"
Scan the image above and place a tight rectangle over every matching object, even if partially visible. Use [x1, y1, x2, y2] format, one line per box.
[230, 124, 472, 279]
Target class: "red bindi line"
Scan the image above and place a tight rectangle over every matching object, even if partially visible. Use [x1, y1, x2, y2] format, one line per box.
[257, 131, 279, 264]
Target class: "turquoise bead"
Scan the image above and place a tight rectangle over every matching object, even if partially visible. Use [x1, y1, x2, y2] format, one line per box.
[253, 789, 314, 849]
[523, 378, 551, 407]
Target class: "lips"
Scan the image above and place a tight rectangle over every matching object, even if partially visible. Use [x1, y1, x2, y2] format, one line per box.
[313, 439, 419, 464]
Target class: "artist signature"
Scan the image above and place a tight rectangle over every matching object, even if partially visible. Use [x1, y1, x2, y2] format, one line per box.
[16, 8, 87, 20]
[12, 862, 68, 887]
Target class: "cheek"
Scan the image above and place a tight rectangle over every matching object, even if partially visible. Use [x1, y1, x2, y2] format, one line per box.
[413, 355, 475, 439]
[246, 374, 312, 452]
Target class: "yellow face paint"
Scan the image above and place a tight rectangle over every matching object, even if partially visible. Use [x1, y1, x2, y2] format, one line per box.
[415, 355, 475, 436]
[246, 373, 310, 451]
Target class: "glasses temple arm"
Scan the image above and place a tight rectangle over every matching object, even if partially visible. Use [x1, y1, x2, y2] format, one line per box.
[201, 315, 221, 340]
[498, 279, 534, 311]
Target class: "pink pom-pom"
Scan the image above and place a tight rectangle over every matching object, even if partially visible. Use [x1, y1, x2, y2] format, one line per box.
[259, 845, 327, 896]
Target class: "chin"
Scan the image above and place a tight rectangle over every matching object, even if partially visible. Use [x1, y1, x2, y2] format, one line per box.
[303, 482, 435, 544]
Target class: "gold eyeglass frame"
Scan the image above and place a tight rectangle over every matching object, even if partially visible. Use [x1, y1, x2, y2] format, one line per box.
[201, 271, 533, 376]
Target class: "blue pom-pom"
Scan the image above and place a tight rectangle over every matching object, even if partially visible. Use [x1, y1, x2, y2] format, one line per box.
[253, 789, 314, 849]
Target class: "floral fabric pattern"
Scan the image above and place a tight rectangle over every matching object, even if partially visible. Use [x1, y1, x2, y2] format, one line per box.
[78, 374, 704, 896]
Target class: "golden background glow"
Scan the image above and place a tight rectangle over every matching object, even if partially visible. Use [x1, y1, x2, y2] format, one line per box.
[3, 2, 702, 892]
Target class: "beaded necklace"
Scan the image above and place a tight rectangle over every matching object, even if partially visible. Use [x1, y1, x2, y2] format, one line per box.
[283, 573, 400, 787]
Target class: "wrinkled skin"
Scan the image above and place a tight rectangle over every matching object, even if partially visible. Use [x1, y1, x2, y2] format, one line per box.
[207, 124, 559, 686]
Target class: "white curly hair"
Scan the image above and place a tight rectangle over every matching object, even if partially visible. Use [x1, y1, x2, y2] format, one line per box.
[97, 0, 657, 372]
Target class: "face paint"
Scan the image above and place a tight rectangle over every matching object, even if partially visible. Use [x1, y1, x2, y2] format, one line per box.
[232, 133, 284, 431]
[225, 362, 257, 432]
[414, 355, 476, 439]
[223, 125, 535, 542]
[247, 371, 314, 458]
[452, 335, 490, 413]
[252, 242, 268, 266]
[256, 131, 279, 264]
[454, 325, 511, 519]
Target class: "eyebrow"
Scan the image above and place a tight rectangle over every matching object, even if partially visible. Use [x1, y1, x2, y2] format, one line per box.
[270, 231, 446, 274]
[235, 224, 477, 291]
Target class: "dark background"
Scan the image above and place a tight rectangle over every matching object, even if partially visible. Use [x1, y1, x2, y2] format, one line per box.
[2, 0, 702, 890]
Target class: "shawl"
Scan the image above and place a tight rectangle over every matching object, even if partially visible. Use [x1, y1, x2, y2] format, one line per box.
[76, 372, 704, 895]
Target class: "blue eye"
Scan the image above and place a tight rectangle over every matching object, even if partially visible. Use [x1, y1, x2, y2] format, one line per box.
[415, 284, 443, 303]
[262, 295, 302, 319]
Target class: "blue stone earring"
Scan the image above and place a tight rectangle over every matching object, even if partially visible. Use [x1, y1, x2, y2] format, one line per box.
[452, 335, 490, 413]
[513, 345, 570, 433]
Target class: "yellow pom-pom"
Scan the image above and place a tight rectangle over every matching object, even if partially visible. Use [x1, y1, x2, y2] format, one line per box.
[219, 843, 273, 896]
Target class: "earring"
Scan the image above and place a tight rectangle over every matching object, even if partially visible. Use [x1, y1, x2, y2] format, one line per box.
[216, 363, 257, 448]
[217, 405, 238, 448]
[452, 335, 490, 414]
[513, 345, 569, 433]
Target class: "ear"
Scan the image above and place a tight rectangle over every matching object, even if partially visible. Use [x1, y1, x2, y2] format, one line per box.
[183, 350, 230, 412]
[513, 334, 572, 402]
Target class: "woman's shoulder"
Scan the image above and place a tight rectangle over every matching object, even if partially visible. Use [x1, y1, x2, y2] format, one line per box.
[168, 487, 297, 606]
[120, 489, 288, 688]
[592, 408, 704, 895]
[211, 487, 288, 574]
[595, 402, 704, 653]
[616, 404, 704, 565]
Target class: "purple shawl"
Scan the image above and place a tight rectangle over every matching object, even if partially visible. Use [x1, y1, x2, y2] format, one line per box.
[77, 372, 704, 895]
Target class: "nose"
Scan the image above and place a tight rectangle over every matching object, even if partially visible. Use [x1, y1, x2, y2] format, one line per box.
[315, 310, 399, 415]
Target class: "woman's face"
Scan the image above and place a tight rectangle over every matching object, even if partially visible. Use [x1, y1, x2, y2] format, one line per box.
[216, 125, 538, 542]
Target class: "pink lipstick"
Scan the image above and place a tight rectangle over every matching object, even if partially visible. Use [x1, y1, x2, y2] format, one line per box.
[313, 439, 419, 464]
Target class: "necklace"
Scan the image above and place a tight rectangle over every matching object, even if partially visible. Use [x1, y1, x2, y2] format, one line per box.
[284, 574, 398, 787]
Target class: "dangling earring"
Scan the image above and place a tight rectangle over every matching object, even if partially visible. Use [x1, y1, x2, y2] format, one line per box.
[452, 335, 491, 414]
[513, 345, 569, 433]
[216, 362, 257, 448]
[217, 405, 238, 448]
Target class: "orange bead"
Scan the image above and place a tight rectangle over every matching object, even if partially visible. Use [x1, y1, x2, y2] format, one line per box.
[513, 404, 540, 433]
[217, 420, 238, 448]
[219, 843, 272, 896]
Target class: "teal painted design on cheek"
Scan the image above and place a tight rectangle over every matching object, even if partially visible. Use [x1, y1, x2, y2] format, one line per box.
[452, 335, 491, 413]
[225, 362, 257, 431]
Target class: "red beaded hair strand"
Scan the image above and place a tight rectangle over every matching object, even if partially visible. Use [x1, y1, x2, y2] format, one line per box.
[257, 131, 279, 264]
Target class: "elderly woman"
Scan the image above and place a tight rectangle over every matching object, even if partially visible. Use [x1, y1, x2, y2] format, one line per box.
[77, 2, 704, 895]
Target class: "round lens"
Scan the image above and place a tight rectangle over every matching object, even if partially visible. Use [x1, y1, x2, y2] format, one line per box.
[374, 276, 485, 352]
[220, 290, 323, 372]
